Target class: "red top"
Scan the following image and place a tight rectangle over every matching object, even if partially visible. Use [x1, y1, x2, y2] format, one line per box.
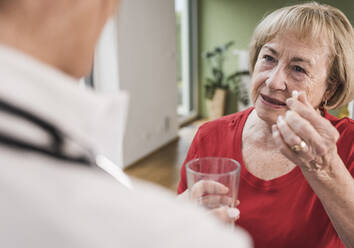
[178, 107, 354, 248]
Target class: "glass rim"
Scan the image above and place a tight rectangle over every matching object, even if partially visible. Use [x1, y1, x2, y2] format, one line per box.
[186, 157, 241, 177]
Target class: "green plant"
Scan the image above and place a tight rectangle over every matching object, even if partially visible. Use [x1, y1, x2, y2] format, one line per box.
[203, 41, 249, 106]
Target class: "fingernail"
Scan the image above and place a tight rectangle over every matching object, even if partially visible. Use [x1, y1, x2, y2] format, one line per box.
[227, 208, 240, 219]
[277, 115, 285, 125]
[286, 110, 293, 118]
[286, 98, 294, 106]
[292, 90, 299, 99]
[272, 125, 278, 137]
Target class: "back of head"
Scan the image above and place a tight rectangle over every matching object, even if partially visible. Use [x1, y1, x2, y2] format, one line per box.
[249, 2, 354, 109]
[0, 0, 118, 78]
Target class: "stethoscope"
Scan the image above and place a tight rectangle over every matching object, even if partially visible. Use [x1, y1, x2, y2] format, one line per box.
[0, 98, 133, 189]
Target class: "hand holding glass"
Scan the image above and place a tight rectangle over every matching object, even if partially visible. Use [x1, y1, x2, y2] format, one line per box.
[186, 157, 241, 223]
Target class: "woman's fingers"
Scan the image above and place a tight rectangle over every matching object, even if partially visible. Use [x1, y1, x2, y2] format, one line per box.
[188, 181, 241, 224]
[276, 115, 308, 152]
[199, 195, 233, 209]
[190, 180, 229, 200]
[288, 92, 339, 153]
[211, 206, 240, 223]
[272, 125, 305, 165]
[277, 111, 325, 157]
[186, 181, 241, 224]
[274, 90, 340, 169]
[286, 91, 339, 143]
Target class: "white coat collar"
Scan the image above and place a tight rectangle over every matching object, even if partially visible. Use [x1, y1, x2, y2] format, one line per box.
[0, 44, 128, 166]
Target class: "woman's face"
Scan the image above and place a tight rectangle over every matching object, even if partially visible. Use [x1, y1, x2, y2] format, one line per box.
[250, 32, 331, 125]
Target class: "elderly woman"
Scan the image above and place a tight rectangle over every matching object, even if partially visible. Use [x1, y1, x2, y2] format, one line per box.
[178, 2, 354, 248]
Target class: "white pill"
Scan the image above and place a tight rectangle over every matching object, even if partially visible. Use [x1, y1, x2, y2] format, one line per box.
[292, 90, 299, 99]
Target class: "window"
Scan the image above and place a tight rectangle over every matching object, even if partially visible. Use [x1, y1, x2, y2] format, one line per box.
[175, 0, 198, 124]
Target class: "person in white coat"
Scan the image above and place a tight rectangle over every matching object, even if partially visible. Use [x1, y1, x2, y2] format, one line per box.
[0, 0, 251, 247]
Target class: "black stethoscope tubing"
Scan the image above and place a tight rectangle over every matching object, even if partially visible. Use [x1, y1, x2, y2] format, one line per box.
[0, 97, 133, 189]
[0, 97, 91, 165]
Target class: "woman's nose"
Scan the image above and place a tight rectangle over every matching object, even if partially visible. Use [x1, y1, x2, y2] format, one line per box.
[265, 66, 287, 90]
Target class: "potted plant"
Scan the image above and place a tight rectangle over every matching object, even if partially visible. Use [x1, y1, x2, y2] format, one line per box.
[203, 41, 249, 119]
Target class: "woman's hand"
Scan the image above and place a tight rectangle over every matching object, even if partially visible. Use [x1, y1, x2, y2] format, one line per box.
[272, 90, 340, 174]
[178, 180, 240, 223]
[273, 91, 354, 248]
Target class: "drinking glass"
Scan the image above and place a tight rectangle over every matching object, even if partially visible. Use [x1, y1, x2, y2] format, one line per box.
[186, 157, 241, 210]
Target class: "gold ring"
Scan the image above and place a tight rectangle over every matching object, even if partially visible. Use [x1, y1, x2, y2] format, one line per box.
[291, 140, 307, 153]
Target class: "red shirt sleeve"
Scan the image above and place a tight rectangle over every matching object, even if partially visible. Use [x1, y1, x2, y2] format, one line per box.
[337, 118, 354, 174]
[324, 111, 354, 175]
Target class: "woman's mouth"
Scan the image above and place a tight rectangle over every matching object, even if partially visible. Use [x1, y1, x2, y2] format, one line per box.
[260, 94, 286, 107]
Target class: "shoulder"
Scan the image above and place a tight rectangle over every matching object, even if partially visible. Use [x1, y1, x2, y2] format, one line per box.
[0, 150, 252, 248]
[197, 108, 253, 139]
[325, 110, 354, 136]
[325, 111, 354, 169]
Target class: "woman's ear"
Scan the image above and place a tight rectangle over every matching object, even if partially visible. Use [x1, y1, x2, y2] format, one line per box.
[322, 81, 339, 107]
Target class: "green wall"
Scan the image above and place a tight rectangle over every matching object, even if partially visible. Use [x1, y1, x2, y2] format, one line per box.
[198, 0, 354, 118]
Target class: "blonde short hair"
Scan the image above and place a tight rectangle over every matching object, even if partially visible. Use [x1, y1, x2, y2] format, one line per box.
[249, 2, 354, 109]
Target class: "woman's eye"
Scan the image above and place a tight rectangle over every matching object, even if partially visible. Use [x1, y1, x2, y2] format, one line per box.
[263, 55, 275, 62]
[293, 65, 306, 73]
